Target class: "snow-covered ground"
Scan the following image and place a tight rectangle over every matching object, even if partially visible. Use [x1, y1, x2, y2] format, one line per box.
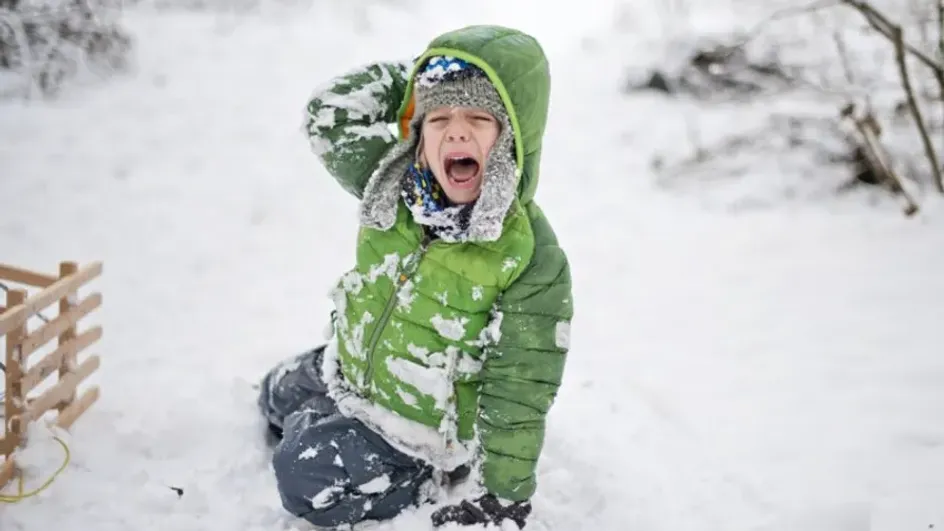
[2, 1, 944, 530]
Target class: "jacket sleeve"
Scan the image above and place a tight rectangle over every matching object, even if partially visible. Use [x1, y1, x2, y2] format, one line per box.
[475, 204, 574, 502]
[303, 60, 413, 198]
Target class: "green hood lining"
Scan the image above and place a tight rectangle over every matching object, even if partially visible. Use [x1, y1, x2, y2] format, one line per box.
[396, 47, 525, 177]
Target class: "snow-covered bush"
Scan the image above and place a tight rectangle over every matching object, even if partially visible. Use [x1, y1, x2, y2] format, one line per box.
[618, 0, 943, 215]
[124, 0, 271, 12]
[0, 0, 132, 99]
[125, 0, 410, 15]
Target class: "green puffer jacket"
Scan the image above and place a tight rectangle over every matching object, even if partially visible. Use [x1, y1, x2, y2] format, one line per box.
[304, 25, 573, 502]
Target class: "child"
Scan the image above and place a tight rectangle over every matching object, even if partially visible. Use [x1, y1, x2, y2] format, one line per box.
[258, 24, 573, 529]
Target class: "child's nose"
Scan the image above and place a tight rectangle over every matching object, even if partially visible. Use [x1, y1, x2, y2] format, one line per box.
[445, 124, 471, 142]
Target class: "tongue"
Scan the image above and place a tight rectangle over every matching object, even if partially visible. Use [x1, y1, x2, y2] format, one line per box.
[448, 160, 478, 182]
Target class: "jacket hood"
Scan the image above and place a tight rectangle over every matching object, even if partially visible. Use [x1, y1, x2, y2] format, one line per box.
[397, 25, 551, 204]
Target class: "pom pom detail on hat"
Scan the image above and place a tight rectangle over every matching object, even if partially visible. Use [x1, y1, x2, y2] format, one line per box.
[416, 56, 485, 87]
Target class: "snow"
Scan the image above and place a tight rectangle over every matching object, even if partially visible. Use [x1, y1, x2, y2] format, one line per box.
[342, 123, 396, 145]
[341, 311, 375, 362]
[435, 290, 448, 306]
[368, 253, 401, 282]
[341, 270, 365, 295]
[385, 356, 451, 409]
[500, 257, 518, 272]
[430, 314, 468, 341]
[404, 201, 471, 241]
[469, 309, 502, 348]
[471, 285, 483, 301]
[325, 339, 473, 473]
[311, 483, 344, 509]
[553, 321, 569, 350]
[407, 343, 431, 361]
[396, 279, 416, 310]
[357, 474, 392, 494]
[396, 386, 419, 408]
[297, 446, 319, 460]
[2, 0, 944, 530]
[455, 352, 482, 375]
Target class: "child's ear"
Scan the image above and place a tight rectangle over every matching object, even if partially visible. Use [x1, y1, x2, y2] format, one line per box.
[414, 128, 426, 166]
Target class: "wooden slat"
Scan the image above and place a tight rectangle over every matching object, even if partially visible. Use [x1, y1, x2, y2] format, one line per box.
[0, 457, 16, 491]
[19, 293, 101, 359]
[0, 435, 16, 457]
[0, 261, 102, 336]
[23, 327, 102, 393]
[22, 355, 99, 424]
[58, 261, 79, 411]
[55, 386, 99, 430]
[4, 288, 26, 442]
[0, 263, 57, 288]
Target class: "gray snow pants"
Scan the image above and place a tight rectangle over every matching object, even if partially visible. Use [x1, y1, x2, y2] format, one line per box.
[257, 346, 434, 528]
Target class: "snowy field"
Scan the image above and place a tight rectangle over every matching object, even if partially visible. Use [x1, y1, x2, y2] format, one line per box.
[2, 0, 944, 529]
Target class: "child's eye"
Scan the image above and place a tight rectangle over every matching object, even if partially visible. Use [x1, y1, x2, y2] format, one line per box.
[427, 116, 447, 124]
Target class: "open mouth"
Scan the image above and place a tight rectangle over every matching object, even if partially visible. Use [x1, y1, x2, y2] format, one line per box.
[443, 154, 481, 186]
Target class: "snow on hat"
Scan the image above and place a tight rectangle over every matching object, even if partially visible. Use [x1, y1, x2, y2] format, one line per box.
[412, 56, 509, 127]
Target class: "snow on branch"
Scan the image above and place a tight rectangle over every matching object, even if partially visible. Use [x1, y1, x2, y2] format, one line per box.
[840, 0, 942, 76]
[839, 0, 943, 193]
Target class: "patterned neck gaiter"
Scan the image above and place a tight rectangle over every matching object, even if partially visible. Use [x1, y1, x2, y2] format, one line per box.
[400, 161, 474, 241]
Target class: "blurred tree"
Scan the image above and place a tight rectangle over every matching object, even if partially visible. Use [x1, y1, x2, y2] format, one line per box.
[0, 0, 133, 99]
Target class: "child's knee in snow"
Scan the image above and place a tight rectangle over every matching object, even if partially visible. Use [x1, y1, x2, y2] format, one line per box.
[271, 415, 433, 525]
[271, 425, 348, 516]
[271, 423, 372, 526]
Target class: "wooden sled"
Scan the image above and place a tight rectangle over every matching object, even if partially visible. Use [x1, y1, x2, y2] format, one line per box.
[0, 261, 103, 492]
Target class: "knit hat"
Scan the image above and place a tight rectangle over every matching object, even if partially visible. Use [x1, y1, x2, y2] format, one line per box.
[359, 56, 518, 242]
[413, 56, 508, 128]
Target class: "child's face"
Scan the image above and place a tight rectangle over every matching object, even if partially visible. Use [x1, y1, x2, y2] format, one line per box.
[420, 106, 500, 204]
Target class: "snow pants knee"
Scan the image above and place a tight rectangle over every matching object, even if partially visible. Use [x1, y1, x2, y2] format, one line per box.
[258, 346, 434, 528]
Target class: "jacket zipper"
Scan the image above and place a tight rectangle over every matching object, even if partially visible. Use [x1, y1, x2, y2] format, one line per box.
[362, 232, 433, 397]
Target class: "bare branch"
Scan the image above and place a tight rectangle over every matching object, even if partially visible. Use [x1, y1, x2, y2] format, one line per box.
[938, 0, 944, 134]
[910, 0, 930, 48]
[735, 0, 842, 47]
[832, 31, 858, 87]
[939, 0, 944, 66]
[841, 104, 921, 214]
[840, 0, 944, 78]
[905, 0, 939, 111]
[891, 23, 944, 192]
